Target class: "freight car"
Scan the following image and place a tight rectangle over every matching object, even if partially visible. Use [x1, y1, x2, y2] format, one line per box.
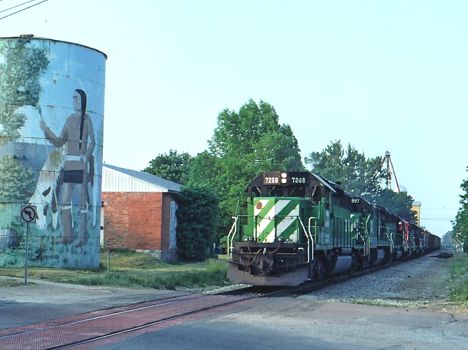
[227, 171, 440, 286]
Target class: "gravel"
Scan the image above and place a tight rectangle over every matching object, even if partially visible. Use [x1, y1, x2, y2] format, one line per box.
[299, 252, 459, 312]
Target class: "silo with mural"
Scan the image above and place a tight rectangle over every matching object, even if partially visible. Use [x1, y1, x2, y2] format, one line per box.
[0, 36, 106, 268]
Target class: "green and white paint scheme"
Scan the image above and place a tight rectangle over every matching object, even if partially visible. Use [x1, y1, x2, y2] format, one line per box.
[247, 197, 303, 243]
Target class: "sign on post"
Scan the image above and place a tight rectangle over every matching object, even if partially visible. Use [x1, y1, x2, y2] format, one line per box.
[21, 206, 36, 285]
[21, 206, 37, 223]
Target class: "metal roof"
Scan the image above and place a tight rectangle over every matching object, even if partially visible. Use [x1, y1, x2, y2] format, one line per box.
[311, 173, 337, 193]
[102, 164, 182, 193]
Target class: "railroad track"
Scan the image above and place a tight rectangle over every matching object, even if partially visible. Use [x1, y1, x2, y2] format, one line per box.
[0, 256, 423, 349]
[221, 257, 412, 297]
[0, 292, 262, 349]
[225, 253, 429, 299]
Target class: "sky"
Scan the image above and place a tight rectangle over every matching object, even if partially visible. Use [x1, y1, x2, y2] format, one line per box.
[1, 0, 467, 236]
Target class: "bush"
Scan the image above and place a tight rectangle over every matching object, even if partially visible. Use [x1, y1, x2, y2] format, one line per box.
[175, 187, 219, 261]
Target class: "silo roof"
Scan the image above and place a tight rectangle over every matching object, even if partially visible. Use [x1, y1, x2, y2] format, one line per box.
[0, 35, 107, 58]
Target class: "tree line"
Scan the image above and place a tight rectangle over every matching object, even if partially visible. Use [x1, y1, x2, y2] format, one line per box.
[453, 167, 468, 251]
[144, 99, 417, 259]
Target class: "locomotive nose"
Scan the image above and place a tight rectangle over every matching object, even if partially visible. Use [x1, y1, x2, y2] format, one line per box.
[251, 254, 274, 276]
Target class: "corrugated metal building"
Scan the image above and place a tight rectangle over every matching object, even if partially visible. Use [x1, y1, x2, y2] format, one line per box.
[101, 164, 181, 259]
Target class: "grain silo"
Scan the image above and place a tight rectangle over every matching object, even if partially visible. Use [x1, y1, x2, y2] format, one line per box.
[0, 36, 106, 268]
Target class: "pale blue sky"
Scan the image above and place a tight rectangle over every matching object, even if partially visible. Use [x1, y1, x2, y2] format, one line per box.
[2, 0, 467, 236]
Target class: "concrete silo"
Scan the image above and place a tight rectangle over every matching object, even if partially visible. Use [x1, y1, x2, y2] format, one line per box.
[0, 36, 106, 268]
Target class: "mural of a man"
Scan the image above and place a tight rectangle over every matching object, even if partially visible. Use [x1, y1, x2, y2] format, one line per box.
[39, 89, 95, 246]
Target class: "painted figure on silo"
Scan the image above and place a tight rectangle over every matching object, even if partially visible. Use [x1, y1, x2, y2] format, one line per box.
[39, 89, 95, 246]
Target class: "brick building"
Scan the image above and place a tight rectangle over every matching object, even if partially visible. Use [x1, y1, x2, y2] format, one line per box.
[101, 164, 181, 259]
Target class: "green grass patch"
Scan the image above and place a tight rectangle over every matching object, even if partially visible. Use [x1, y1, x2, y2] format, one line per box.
[448, 253, 468, 302]
[0, 277, 24, 287]
[0, 250, 229, 290]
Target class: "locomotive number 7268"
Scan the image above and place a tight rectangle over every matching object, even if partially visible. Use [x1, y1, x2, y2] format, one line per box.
[291, 177, 306, 184]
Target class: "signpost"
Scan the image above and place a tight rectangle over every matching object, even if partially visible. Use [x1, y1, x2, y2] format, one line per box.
[21, 206, 36, 286]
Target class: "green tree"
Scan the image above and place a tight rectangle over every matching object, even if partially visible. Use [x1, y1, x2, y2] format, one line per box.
[306, 141, 416, 221]
[188, 151, 222, 190]
[188, 99, 305, 240]
[453, 167, 468, 246]
[143, 149, 192, 184]
[374, 189, 416, 222]
[305, 141, 384, 200]
[442, 230, 453, 248]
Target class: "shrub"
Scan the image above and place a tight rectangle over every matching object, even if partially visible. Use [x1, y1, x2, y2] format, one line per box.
[175, 187, 219, 261]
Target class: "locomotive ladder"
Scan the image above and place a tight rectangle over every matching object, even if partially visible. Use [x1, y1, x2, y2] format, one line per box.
[384, 230, 394, 255]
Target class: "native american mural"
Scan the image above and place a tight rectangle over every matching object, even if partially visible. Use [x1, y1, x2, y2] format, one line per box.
[0, 37, 106, 268]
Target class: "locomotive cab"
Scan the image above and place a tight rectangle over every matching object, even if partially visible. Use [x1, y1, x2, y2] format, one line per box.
[228, 171, 329, 286]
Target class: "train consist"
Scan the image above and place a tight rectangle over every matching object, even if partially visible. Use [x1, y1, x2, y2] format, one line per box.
[228, 171, 440, 286]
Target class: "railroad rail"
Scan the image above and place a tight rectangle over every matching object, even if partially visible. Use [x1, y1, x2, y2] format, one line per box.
[0, 254, 432, 349]
[0, 293, 255, 349]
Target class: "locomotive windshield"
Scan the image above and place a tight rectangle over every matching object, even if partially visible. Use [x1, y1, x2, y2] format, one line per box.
[264, 185, 306, 197]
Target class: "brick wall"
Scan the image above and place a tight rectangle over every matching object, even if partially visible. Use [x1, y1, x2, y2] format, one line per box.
[102, 192, 167, 250]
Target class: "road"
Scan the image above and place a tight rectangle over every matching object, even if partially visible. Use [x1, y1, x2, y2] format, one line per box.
[0, 275, 466, 349]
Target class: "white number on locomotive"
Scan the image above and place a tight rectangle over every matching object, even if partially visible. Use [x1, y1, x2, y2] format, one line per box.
[291, 177, 306, 184]
[264, 177, 279, 184]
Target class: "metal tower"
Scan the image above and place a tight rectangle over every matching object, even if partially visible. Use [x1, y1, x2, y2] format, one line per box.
[383, 151, 401, 193]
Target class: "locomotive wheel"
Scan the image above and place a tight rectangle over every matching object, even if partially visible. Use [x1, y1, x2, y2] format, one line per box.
[351, 252, 361, 272]
[313, 260, 325, 281]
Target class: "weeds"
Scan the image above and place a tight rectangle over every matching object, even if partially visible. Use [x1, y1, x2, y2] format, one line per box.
[448, 254, 468, 302]
[0, 250, 229, 290]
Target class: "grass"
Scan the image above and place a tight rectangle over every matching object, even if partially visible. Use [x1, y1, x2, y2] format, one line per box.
[448, 253, 468, 302]
[0, 249, 229, 290]
[0, 277, 24, 287]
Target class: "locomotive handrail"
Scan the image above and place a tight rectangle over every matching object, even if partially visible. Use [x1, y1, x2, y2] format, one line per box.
[298, 217, 314, 263]
[384, 230, 394, 255]
[227, 216, 239, 259]
[308, 216, 318, 243]
[355, 230, 368, 256]
[228, 214, 315, 261]
[363, 215, 371, 257]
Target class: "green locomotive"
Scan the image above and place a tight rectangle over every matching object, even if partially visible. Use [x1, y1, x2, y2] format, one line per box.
[227, 171, 439, 286]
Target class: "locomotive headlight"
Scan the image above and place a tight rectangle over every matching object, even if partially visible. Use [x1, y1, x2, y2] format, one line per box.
[281, 172, 287, 184]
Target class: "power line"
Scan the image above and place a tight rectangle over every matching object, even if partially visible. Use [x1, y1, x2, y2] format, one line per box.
[0, 0, 48, 21]
[0, 0, 37, 14]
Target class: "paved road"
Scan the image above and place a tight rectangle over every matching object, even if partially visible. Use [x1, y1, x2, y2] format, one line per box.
[95, 296, 467, 350]
[0, 277, 466, 349]
[0, 277, 185, 329]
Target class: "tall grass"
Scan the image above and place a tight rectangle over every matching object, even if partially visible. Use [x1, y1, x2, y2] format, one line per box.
[0, 250, 229, 290]
[448, 254, 468, 302]
[77, 259, 228, 289]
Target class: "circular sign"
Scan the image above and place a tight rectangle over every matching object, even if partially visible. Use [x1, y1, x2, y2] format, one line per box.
[21, 206, 37, 223]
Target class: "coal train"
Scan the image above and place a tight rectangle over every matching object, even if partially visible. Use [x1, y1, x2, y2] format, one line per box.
[227, 171, 441, 286]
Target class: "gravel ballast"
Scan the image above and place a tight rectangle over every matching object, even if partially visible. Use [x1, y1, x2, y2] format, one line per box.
[300, 252, 464, 313]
